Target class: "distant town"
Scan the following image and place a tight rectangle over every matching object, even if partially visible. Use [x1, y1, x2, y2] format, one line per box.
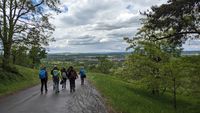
[46, 51, 200, 62]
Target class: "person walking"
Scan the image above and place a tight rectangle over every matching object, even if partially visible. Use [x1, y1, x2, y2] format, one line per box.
[39, 67, 48, 94]
[61, 67, 68, 89]
[51, 66, 61, 93]
[67, 66, 78, 93]
[79, 67, 86, 85]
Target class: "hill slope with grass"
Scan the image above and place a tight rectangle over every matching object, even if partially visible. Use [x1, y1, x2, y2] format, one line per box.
[88, 73, 200, 113]
[0, 65, 39, 96]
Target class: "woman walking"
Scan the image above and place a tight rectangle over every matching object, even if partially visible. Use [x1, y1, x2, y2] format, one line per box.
[61, 67, 67, 89]
[67, 66, 78, 93]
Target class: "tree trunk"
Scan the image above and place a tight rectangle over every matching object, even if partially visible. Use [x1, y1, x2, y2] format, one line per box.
[2, 42, 11, 69]
[173, 77, 177, 109]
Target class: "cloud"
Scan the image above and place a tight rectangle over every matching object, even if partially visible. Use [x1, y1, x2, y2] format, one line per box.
[49, 0, 170, 53]
[68, 35, 100, 45]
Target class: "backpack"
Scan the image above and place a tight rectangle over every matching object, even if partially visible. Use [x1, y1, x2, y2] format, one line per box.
[62, 72, 67, 78]
[53, 70, 59, 80]
[80, 69, 86, 77]
[39, 70, 46, 79]
[69, 70, 77, 79]
[53, 70, 59, 76]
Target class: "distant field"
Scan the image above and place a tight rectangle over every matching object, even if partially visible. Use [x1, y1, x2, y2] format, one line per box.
[0, 65, 39, 96]
[88, 73, 200, 113]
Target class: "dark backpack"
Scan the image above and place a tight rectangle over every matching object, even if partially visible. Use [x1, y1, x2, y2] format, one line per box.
[69, 70, 77, 79]
[39, 70, 46, 79]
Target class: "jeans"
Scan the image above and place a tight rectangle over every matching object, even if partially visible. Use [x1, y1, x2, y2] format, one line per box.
[53, 78, 59, 93]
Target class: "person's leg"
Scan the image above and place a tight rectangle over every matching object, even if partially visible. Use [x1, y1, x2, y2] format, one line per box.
[63, 78, 66, 89]
[81, 77, 84, 85]
[55, 81, 58, 93]
[41, 79, 44, 93]
[55, 79, 59, 93]
[53, 79, 55, 91]
[57, 79, 60, 92]
[44, 78, 48, 93]
[72, 80, 75, 92]
[69, 79, 73, 92]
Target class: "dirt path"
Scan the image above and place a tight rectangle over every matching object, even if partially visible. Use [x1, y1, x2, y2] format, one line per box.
[0, 78, 108, 113]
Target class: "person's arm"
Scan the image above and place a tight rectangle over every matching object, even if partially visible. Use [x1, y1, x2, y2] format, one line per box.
[59, 71, 62, 79]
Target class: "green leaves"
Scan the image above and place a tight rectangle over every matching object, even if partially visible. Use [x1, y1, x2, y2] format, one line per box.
[0, 0, 60, 68]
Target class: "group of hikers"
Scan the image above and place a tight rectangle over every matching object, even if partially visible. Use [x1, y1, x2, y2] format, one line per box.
[39, 65, 86, 94]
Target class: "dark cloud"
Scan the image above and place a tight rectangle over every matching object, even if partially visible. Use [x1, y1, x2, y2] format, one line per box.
[94, 15, 141, 31]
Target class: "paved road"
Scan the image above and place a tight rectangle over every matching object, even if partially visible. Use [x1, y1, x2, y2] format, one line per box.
[0, 78, 108, 113]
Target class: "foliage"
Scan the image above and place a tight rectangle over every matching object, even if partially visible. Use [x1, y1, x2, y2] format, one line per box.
[119, 40, 200, 109]
[125, 0, 199, 51]
[0, 0, 60, 69]
[123, 0, 200, 109]
[11, 44, 47, 68]
[96, 56, 113, 74]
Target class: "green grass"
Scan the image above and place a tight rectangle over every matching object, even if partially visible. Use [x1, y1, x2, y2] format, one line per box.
[0, 65, 39, 96]
[88, 73, 200, 113]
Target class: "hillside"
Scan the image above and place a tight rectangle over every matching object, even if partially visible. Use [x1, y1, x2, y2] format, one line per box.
[88, 73, 200, 113]
[0, 65, 39, 96]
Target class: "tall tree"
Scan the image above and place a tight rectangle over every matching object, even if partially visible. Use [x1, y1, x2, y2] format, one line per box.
[0, 0, 60, 69]
[144, 0, 199, 42]
[125, 0, 199, 48]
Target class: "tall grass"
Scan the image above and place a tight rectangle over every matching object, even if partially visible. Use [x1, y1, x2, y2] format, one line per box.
[88, 73, 200, 113]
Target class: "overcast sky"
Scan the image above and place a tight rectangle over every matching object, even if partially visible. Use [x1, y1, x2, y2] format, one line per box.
[48, 0, 199, 53]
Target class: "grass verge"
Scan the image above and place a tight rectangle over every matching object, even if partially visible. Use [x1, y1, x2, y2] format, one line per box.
[88, 73, 200, 113]
[0, 65, 39, 96]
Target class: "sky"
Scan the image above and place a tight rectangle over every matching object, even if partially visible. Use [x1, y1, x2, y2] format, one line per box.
[47, 0, 199, 53]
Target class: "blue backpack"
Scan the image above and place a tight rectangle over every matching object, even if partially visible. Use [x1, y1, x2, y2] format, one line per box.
[39, 70, 46, 79]
[80, 69, 86, 77]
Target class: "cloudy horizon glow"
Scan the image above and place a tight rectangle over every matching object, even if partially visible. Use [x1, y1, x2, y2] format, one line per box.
[47, 0, 199, 53]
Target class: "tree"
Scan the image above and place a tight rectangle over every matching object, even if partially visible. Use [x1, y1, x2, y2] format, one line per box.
[142, 0, 199, 43]
[161, 58, 190, 109]
[0, 0, 60, 69]
[29, 46, 47, 68]
[124, 41, 171, 95]
[11, 44, 31, 66]
[97, 56, 113, 74]
[125, 0, 199, 49]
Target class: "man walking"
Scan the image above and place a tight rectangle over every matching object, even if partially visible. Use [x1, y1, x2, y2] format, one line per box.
[51, 66, 61, 94]
[39, 67, 48, 94]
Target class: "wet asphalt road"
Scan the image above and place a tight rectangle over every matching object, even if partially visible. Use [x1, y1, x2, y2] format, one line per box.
[0, 78, 108, 113]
